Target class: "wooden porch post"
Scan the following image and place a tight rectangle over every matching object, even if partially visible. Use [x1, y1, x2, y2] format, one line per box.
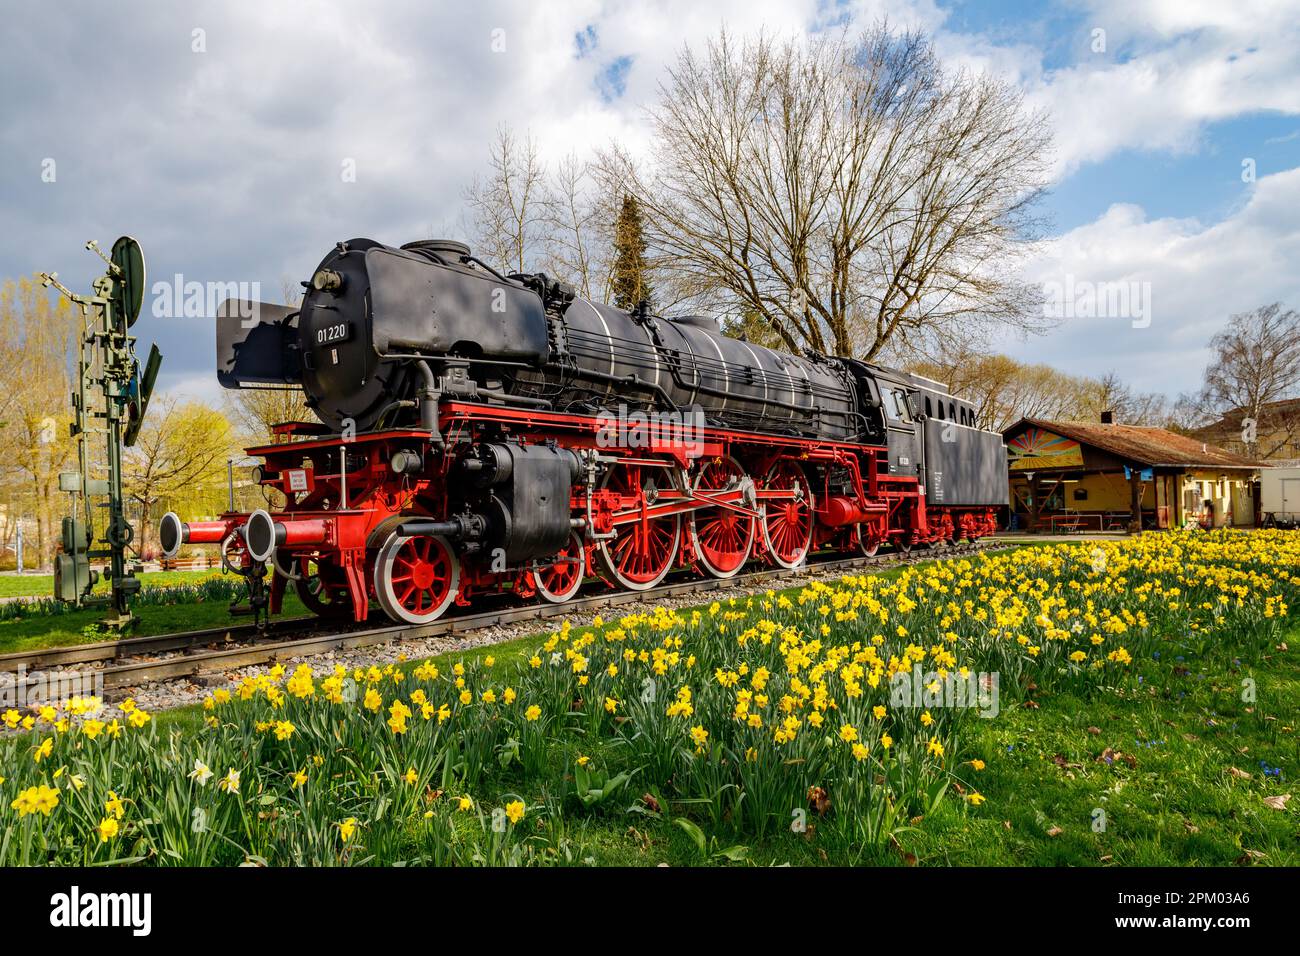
[1128, 469, 1142, 533]
[1028, 474, 1041, 533]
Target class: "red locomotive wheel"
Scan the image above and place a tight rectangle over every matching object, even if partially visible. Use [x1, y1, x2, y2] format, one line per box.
[595, 462, 682, 591]
[858, 525, 881, 558]
[295, 556, 351, 617]
[760, 460, 814, 569]
[534, 531, 586, 604]
[373, 532, 461, 624]
[689, 456, 755, 579]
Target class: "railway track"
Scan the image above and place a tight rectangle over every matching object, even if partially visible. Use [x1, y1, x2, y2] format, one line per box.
[0, 540, 994, 700]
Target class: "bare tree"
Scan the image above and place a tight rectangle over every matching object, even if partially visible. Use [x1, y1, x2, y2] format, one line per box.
[598, 25, 1053, 358]
[908, 350, 1174, 432]
[225, 388, 307, 447]
[124, 396, 235, 551]
[464, 126, 550, 275]
[540, 153, 603, 299]
[1185, 303, 1300, 458]
[1088, 370, 1170, 426]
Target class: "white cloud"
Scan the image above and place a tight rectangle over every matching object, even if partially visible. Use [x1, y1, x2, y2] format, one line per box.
[933, 0, 1300, 177]
[1000, 166, 1300, 394]
[2, 0, 1298, 411]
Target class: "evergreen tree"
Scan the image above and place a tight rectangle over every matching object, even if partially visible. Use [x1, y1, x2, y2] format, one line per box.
[721, 310, 786, 351]
[610, 194, 653, 311]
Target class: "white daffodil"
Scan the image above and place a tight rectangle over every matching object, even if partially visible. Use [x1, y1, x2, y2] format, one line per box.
[189, 759, 213, 786]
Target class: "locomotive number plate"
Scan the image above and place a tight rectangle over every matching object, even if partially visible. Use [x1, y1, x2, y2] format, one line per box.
[315, 322, 351, 345]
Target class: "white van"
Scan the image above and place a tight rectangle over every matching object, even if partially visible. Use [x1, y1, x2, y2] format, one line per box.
[1261, 466, 1300, 528]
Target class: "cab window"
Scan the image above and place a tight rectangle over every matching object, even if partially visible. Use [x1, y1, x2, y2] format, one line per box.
[884, 389, 911, 423]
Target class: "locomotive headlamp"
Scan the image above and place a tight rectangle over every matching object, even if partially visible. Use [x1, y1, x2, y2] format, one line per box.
[159, 512, 183, 559]
[311, 268, 344, 293]
[391, 449, 423, 475]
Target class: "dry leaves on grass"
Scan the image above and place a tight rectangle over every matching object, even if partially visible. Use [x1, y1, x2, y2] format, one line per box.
[1262, 793, 1291, 811]
[807, 786, 831, 816]
[1096, 747, 1138, 769]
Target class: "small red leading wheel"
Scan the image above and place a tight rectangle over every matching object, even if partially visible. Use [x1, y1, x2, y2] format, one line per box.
[534, 531, 586, 604]
[595, 461, 683, 590]
[294, 555, 351, 617]
[858, 524, 883, 557]
[760, 460, 814, 569]
[689, 455, 756, 578]
[373, 532, 461, 624]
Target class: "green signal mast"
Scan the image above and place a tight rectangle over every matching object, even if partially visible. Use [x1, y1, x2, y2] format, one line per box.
[40, 237, 162, 629]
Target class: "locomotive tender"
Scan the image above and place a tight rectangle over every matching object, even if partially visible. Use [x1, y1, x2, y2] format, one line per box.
[161, 237, 1007, 624]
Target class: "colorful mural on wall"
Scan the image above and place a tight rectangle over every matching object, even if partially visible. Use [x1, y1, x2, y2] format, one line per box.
[1007, 427, 1085, 470]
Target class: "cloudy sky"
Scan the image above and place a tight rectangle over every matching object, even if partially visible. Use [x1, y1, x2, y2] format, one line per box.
[1, 0, 1297, 405]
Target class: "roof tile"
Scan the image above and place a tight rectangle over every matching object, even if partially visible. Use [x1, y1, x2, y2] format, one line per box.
[1005, 419, 1263, 469]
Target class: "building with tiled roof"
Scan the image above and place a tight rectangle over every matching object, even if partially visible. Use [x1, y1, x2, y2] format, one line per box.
[1002, 415, 1264, 533]
[1189, 398, 1300, 462]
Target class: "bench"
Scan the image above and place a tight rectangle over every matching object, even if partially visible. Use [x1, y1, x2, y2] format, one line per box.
[160, 556, 216, 571]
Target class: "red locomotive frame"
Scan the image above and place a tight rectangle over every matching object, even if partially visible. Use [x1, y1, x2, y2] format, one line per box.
[173, 401, 996, 624]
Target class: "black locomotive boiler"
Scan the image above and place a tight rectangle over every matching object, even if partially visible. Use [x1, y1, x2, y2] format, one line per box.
[162, 237, 1007, 624]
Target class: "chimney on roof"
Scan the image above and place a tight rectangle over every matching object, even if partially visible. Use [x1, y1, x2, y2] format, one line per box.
[1101, 410, 1114, 425]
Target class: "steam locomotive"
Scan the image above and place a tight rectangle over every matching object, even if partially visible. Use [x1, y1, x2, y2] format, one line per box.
[160, 237, 1007, 624]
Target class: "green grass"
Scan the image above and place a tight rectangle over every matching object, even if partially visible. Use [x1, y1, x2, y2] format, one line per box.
[902, 640, 1299, 866]
[0, 594, 311, 655]
[145, 563, 1296, 867]
[401, 619, 1297, 866]
[0, 568, 222, 600]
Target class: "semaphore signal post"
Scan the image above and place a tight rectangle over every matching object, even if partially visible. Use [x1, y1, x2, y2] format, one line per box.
[39, 237, 162, 630]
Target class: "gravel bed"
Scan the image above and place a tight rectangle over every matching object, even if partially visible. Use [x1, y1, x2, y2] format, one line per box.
[7, 544, 993, 722]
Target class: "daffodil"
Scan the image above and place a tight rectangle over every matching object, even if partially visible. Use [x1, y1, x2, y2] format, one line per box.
[190, 759, 213, 786]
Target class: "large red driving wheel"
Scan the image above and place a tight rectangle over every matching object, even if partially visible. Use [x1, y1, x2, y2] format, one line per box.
[760, 460, 814, 569]
[373, 532, 461, 624]
[595, 462, 682, 591]
[534, 531, 586, 604]
[689, 455, 755, 579]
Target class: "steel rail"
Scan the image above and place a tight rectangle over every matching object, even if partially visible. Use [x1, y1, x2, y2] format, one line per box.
[2, 541, 994, 697]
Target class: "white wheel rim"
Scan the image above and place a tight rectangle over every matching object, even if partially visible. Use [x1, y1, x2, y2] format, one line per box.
[859, 528, 880, 557]
[689, 455, 755, 579]
[373, 532, 460, 624]
[595, 465, 682, 591]
[760, 464, 814, 570]
[536, 532, 585, 603]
